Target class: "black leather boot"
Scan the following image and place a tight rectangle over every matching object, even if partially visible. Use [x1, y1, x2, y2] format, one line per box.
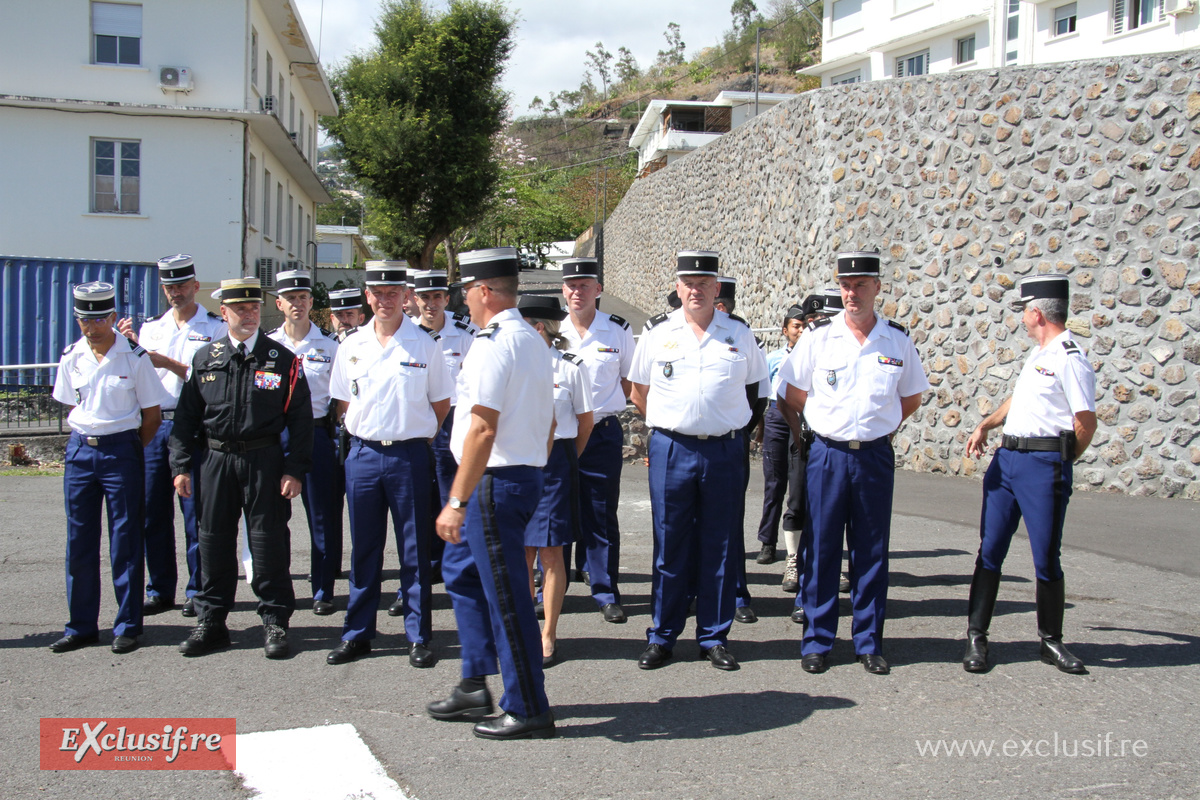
[962, 562, 1001, 673]
[1036, 578, 1086, 674]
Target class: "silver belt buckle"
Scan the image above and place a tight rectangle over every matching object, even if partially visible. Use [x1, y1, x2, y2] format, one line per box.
[696, 434, 710, 440]
[85, 436, 100, 446]
[849, 440, 862, 450]
[381, 440, 394, 446]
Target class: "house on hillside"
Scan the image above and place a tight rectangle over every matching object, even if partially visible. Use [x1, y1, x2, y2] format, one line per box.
[0, 0, 337, 291]
[315, 224, 372, 269]
[629, 91, 798, 178]
[803, 0, 1200, 87]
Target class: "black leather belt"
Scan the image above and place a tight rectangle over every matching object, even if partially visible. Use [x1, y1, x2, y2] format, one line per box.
[207, 434, 280, 453]
[77, 430, 139, 447]
[351, 436, 422, 447]
[653, 428, 739, 441]
[161, 409, 175, 420]
[816, 434, 888, 451]
[1001, 434, 1061, 452]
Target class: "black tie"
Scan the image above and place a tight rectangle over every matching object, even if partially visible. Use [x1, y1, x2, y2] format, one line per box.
[236, 342, 246, 360]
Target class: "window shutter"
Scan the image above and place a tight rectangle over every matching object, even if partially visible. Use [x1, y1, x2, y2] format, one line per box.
[1112, 0, 1126, 34]
[93, 2, 142, 37]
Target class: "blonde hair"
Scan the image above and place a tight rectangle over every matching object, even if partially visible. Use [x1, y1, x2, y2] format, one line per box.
[528, 316, 568, 351]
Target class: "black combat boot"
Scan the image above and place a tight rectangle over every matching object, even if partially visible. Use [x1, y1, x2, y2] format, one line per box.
[1036, 578, 1086, 674]
[962, 562, 1001, 673]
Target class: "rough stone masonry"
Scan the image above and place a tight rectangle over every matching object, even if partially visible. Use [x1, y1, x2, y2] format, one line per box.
[601, 51, 1200, 499]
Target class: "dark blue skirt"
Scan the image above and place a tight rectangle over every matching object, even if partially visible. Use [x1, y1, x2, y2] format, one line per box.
[523, 438, 580, 548]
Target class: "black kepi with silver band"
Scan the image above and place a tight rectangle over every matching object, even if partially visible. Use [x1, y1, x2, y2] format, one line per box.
[835, 251, 881, 278]
[411, 270, 449, 293]
[561, 258, 600, 281]
[1010, 275, 1069, 311]
[73, 282, 117, 318]
[821, 287, 844, 313]
[717, 276, 736, 302]
[677, 250, 719, 276]
[364, 260, 408, 286]
[456, 247, 519, 285]
[329, 288, 365, 310]
[274, 269, 313, 293]
[157, 254, 197, 285]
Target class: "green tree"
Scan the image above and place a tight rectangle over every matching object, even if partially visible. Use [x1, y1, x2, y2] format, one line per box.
[655, 22, 686, 68]
[615, 47, 640, 85]
[315, 190, 365, 227]
[731, 0, 758, 34]
[584, 41, 614, 101]
[322, 0, 515, 270]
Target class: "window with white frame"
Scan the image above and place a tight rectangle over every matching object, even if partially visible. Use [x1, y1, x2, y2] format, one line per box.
[1005, 0, 1019, 63]
[263, 168, 272, 238]
[831, 0, 863, 37]
[287, 196, 294, 255]
[831, 70, 862, 85]
[275, 183, 283, 247]
[1112, 0, 1164, 34]
[956, 34, 976, 64]
[1053, 3, 1077, 36]
[251, 28, 259, 88]
[298, 111, 306, 153]
[92, 138, 139, 213]
[92, 2, 141, 66]
[896, 50, 929, 77]
[248, 155, 257, 227]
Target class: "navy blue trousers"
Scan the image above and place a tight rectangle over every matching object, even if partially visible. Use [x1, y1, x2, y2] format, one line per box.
[756, 406, 791, 546]
[427, 412, 456, 575]
[802, 436, 893, 656]
[343, 438, 432, 644]
[646, 430, 744, 650]
[977, 448, 1072, 582]
[143, 418, 203, 600]
[291, 427, 343, 602]
[443, 466, 548, 719]
[575, 416, 623, 607]
[63, 430, 145, 638]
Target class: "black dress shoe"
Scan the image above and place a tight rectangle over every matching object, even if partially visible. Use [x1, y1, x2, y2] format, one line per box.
[111, 635, 139, 654]
[601, 603, 626, 623]
[473, 711, 556, 740]
[638, 643, 673, 670]
[427, 686, 494, 720]
[542, 646, 559, 669]
[535, 601, 545, 620]
[533, 569, 543, 589]
[409, 642, 436, 668]
[180, 598, 197, 618]
[858, 654, 890, 675]
[801, 652, 828, 673]
[179, 622, 230, 656]
[264, 624, 289, 659]
[756, 543, 777, 564]
[312, 600, 335, 616]
[49, 633, 99, 653]
[387, 599, 404, 617]
[790, 606, 806, 625]
[700, 644, 739, 671]
[734, 606, 758, 624]
[327, 639, 371, 665]
[143, 596, 175, 615]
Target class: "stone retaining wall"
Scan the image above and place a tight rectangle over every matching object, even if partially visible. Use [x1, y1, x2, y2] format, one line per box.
[601, 51, 1200, 499]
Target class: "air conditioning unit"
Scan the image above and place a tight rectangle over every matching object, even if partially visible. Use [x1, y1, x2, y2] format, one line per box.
[255, 257, 276, 287]
[283, 259, 304, 271]
[159, 66, 193, 92]
[260, 95, 277, 114]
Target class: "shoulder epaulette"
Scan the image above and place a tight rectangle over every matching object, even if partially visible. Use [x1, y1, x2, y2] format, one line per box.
[454, 320, 471, 331]
[132, 344, 147, 357]
[728, 313, 750, 327]
[207, 310, 220, 319]
[887, 319, 909, 335]
[62, 343, 74, 355]
[806, 316, 832, 332]
[1062, 340, 1080, 353]
[646, 312, 669, 330]
[418, 324, 442, 341]
[562, 352, 581, 365]
[608, 313, 630, 330]
[754, 335, 764, 348]
[270, 326, 284, 335]
[476, 323, 499, 339]
[452, 311, 471, 323]
[319, 326, 334, 338]
[145, 313, 163, 323]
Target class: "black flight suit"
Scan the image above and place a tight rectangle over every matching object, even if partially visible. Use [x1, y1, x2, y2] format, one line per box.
[169, 333, 313, 627]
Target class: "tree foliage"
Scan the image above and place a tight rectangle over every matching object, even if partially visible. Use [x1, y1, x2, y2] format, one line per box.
[322, 0, 514, 268]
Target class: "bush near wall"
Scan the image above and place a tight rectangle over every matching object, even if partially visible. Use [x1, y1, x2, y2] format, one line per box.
[602, 50, 1200, 499]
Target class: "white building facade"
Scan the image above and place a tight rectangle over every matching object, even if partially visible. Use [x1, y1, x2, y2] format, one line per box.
[0, 0, 336, 288]
[804, 0, 1200, 87]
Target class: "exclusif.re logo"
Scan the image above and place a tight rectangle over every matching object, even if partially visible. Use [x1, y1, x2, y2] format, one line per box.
[40, 718, 235, 770]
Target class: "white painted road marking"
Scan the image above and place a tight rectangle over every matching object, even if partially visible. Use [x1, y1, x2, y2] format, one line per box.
[236, 723, 411, 800]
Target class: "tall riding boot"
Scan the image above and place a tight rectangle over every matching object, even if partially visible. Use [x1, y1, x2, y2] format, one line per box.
[962, 562, 1001, 673]
[1036, 578, 1086, 674]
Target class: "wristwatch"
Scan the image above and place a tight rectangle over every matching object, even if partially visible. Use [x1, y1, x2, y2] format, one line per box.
[448, 496, 466, 510]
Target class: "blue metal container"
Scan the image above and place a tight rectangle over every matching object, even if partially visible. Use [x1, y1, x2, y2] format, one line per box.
[1, 256, 161, 380]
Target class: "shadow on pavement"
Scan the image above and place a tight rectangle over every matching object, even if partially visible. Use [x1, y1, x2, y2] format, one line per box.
[1073, 627, 1200, 669]
[556, 690, 856, 740]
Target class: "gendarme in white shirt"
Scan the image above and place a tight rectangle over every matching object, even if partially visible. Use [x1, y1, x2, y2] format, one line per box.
[561, 311, 635, 418]
[268, 323, 339, 419]
[1004, 331, 1096, 438]
[136, 307, 227, 408]
[53, 334, 169, 435]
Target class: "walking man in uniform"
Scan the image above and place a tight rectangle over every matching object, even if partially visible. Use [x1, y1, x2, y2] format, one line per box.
[780, 252, 929, 675]
[169, 276, 313, 660]
[427, 247, 557, 740]
[52, 282, 165, 654]
[268, 269, 342, 616]
[630, 251, 768, 672]
[119, 254, 225, 619]
[326, 262, 451, 668]
[963, 275, 1097, 675]
[560, 258, 635, 624]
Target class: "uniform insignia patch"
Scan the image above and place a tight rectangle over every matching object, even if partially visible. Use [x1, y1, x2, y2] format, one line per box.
[887, 320, 909, 335]
[877, 355, 903, 367]
[647, 312, 669, 329]
[808, 317, 832, 332]
[724, 336, 734, 345]
[306, 354, 332, 363]
[211, 342, 225, 354]
[1035, 366, 1056, 376]
[186, 334, 211, 342]
[399, 362, 427, 369]
[477, 324, 498, 339]
[350, 380, 359, 396]
[663, 341, 678, 350]
[728, 347, 739, 353]
[264, 362, 275, 370]
[597, 347, 620, 354]
[562, 352, 580, 364]
[663, 362, 674, 378]
[729, 313, 749, 327]
[608, 313, 630, 330]
[268, 349, 279, 358]
[827, 370, 837, 387]
[202, 374, 217, 383]
[74, 389, 82, 403]
[254, 371, 282, 390]
[1062, 340, 1080, 353]
[349, 356, 359, 365]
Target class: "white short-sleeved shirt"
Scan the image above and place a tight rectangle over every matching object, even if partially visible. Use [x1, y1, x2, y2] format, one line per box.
[1004, 331, 1096, 437]
[268, 323, 339, 419]
[451, 307, 554, 468]
[561, 311, 635, 418]
[551, 349, 594, 441]
[629, 309, 768, 436]
[53, 334, 169, 435]
[136, 307, 227, 408]
[780, 313, 929, 442]
[329, 317, 452, 441]
[419, 310, 478, 406]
